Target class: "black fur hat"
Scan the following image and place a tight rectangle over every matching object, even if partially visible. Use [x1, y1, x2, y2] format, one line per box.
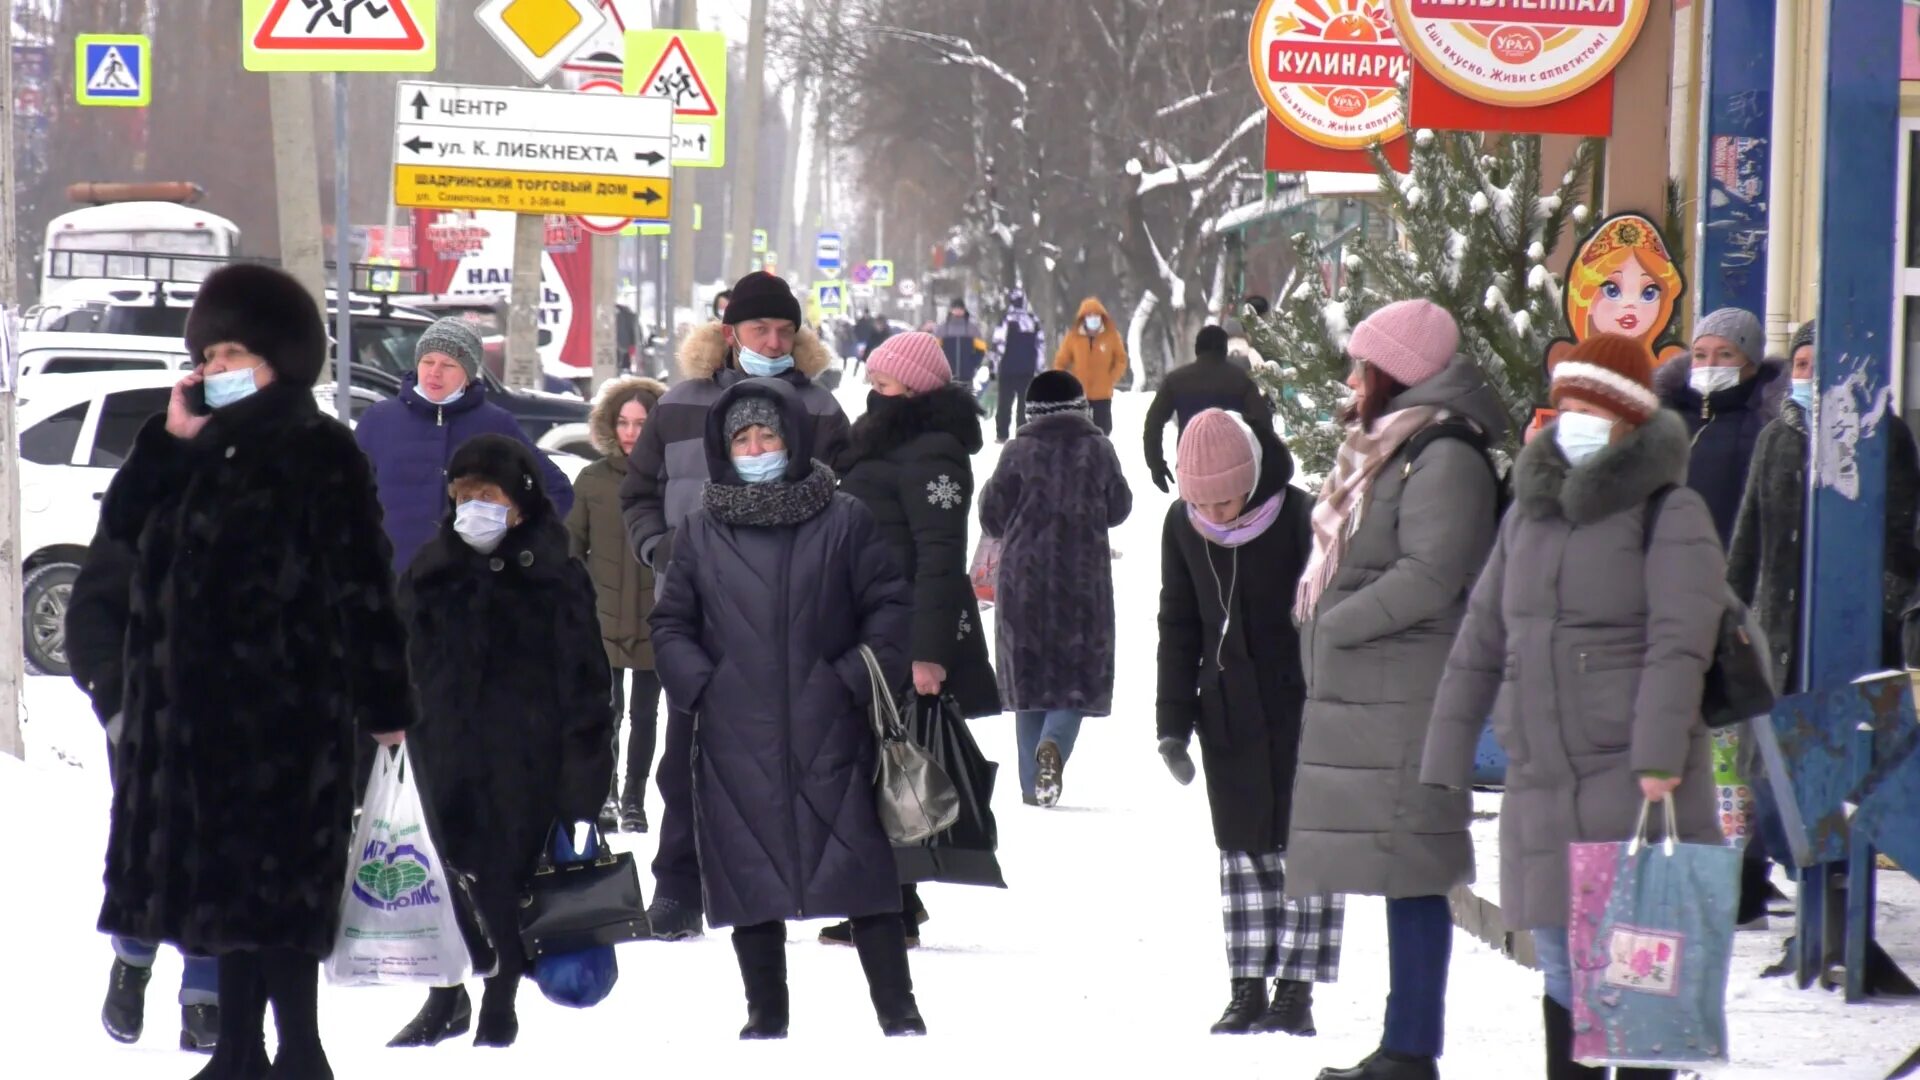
[447, 434, 551, 522]
[184, 264, 328, 388]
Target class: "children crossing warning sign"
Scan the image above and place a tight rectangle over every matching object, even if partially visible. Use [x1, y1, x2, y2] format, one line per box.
[76, 34, 150, 107]
[243, 0, 437, 72]
[628, 29, 727, 169]
[638, 36, 717, 116]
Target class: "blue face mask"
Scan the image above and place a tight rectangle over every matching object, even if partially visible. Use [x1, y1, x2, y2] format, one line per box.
[1555, 411, 1615, 467]
[1790, 378, 1815, 414]
[454, 499, 511, 553]
[738, 345, 794, 377]
[415, 383, 464, 407]
[734, 449, 790, 484]
[204, 367, 261, 409]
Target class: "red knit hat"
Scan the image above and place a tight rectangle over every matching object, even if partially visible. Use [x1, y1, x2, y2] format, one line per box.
[1550, 333, 1659, 424]
[1177, 409, 1261, 504]
[868, 331, 952, 394]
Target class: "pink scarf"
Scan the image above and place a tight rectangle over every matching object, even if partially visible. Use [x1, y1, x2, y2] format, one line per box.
[1188, 491, 1284, 548]
[1294, 406, 1445, 623]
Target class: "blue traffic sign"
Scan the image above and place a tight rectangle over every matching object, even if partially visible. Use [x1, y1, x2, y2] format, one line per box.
[815, 231, 843, 274]
[76, 34, 150, 108]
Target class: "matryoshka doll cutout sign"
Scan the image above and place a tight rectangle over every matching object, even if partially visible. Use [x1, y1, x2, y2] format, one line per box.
[1533, 213, 1688, 437]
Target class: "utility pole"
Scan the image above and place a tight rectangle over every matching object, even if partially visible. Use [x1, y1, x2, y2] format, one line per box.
[270, 74, 327, 313]
[726, 0, 769, 281]
[506, 215, 545, 390]
[1, 0, 24, 761]
[668, 0, 701, 342]
[591, 233, 620, 392]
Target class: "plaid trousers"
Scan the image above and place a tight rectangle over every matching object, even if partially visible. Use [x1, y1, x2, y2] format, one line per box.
[1221, 849, 1344, 982]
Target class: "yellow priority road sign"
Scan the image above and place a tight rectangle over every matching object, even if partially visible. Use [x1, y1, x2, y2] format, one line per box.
[395, 166, 670, 219]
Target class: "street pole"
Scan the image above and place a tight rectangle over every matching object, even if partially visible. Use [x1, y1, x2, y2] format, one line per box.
[0, 0, 24, 761]
[726, 0, 768, 281]
[333, 74, 354, 421]
[591, 233, 620, 392]
[506, 216, 545, 390]
[667, 0, 700, 342]
[270, 74, 327, 315]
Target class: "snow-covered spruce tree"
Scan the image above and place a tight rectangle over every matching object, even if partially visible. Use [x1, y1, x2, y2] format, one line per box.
[1247, 125, 1602, 474]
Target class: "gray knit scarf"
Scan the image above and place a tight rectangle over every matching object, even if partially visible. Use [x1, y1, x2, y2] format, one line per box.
[702, 461, 837, 526]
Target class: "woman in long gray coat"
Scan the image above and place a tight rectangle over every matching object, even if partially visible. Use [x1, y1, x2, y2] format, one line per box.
[1425, 334, 1723, 1080]
[979, 370, 1132, 807]
[1290, 301, 1507, 1080]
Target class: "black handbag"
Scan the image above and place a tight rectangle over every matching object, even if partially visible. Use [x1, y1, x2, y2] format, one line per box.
[1644, 488, 1777, 728]
[893, 693, 1007, 889]
[518, 823, 650, 961]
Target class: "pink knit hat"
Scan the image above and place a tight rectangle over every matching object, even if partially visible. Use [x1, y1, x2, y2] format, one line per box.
[868, 331, 952, 394]
[1177, 409, 1261, 504]
[1347, 299, 1460, 389]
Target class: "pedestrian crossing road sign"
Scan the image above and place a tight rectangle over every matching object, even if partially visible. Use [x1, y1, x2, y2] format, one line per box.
[814, 281, 847, 316]
[243, 0, 437, 73]
[76, 34, 150, 108]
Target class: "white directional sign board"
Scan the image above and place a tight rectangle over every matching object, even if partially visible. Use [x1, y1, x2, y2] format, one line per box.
[393, 81, 674, 221]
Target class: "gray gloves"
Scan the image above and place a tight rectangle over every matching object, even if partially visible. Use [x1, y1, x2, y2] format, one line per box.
[1158, 737, 1196, 786]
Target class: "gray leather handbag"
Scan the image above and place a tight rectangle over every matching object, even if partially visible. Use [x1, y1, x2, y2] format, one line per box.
[858, 646, 960, 843]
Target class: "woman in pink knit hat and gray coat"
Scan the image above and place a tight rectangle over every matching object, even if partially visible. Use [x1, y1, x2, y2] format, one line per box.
[1157, 409, 1344, 1038]
[1289, 300, 1510, 1080]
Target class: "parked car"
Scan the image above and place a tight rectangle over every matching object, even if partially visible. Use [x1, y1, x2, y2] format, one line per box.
[13, 332, 191, 378]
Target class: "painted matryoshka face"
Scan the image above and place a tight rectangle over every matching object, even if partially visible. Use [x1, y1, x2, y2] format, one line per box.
[1588, 252, 1664, 339]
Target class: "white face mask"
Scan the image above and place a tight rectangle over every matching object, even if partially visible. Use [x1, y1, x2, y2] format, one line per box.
[1689, 366, 1743, 396]
[1555, 412, 1616, 466]
[1083, 315, 1103, 334]
[454, 500, 511, 553]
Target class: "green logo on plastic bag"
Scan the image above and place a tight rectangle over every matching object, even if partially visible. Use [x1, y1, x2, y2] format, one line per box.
[350, 839, 442, 911]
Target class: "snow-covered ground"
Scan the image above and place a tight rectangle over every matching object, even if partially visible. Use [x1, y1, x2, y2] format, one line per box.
[2, 388, 1915, 1079]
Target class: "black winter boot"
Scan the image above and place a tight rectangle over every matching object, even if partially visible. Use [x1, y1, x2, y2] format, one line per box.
[852, 914, 925, 1036]
[474, 975, 519, 1048]
[620, 781, 648, 833]
[733, 925, 789, 1039]
[597, 795, 623, 835]
[1256, 978, 1316, 1036]
[190, 953, 268, 1080]
[386, 985, 471, 1047]
[648, 895, 705, 940]
[260, 950, 331, 1079]
[101, 957, 152, 1043]
[1209, 978, 1268, 1034]
[1317, 1049, 1440, 1080]
[1543, 997, 1603, 1079]
[180, 1004, 220, 1053]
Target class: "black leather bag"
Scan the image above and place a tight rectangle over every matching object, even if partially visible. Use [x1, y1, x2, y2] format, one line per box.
[518, 824, 650, 961]
[1645, 487, 1777, 729]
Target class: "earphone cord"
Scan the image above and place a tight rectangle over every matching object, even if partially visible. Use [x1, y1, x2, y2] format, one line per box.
[1205, 546, 1239, 672]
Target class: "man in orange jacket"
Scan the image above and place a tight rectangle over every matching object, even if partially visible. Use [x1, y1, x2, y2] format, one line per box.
[1053, 297, 1128, 435]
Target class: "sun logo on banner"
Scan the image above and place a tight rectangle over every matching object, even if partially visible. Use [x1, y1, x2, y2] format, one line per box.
[1248, 0, 1408, 151]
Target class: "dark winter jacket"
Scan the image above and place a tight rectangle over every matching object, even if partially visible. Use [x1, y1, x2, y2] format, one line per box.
[1289, 357, 1508, 900]
[1143, 349, 1275, 483]
[979, 410, 1133, 715]
[1156, 424, 1312, 853]
[1426, 411, 1725, 929]
[1726, 402, 1920, 693]
[648, 378, 913, 929]
[1655, 356, 1786, 546]
[355, 374, 575, 572]
[68, 523, 140, 725]
[399, 512, 615, 931]
[938, 315, 987, 384]
[839, 384, 1000, 719]
[567, 377, 669, 670]
[95, 383, 416, 958]
[620, 322, 850, 570]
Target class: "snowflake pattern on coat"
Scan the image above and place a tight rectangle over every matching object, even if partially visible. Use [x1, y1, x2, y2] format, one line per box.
[927, 474, 963, 510]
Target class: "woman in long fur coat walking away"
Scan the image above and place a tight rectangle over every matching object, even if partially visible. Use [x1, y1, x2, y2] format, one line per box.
[979, 370, 1133, 807]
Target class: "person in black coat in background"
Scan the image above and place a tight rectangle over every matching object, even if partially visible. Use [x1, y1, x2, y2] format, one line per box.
[1144, 325, 1276, 493]
[1158, 409, 1344, 1038]
[386, 435, 614, 1051]
[84, 264, 417, 1080]
[1655, 306, 1784, 544]
[821, 332, 1001, 947]
[649, 378, 924, 1039]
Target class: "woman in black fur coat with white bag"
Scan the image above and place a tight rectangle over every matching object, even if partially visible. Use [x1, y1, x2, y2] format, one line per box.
[386, 435, 614, 1051]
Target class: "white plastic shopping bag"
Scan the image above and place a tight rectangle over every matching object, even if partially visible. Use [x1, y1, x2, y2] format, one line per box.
[325, 745, 473, 987]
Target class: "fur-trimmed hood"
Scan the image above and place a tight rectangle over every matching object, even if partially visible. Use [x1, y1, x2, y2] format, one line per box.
[1516, 409, 1691, 525]
[845, 383, 984, 464]
[676, 321, 835, 381]
[589, 375, 670, 457]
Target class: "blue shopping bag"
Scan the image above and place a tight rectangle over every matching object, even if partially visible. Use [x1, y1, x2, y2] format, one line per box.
[527, 825, 623, 1009]
[1567, 798, 1741, 1069]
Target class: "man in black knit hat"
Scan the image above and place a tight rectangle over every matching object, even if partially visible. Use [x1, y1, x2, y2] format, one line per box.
[619, 270, 851, 940]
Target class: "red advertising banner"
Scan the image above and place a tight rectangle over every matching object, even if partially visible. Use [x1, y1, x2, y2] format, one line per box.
[412, 209, 594, 374]
[1265, 113, 1412, 174]
[1408, 64, 1615, 136]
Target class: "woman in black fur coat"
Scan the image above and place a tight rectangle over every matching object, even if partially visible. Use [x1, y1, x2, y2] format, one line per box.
[88, 265, 417, 1080]
[387, 435, 614, 1051]
[821, 332, 1001, 946]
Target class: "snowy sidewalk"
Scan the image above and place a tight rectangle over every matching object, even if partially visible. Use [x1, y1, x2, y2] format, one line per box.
[2, 390, 1914, 1079]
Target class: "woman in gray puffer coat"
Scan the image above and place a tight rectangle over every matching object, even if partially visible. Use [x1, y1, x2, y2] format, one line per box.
[1289, 301, 1507, 1080]
[1425, 334, 1724, 1080]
